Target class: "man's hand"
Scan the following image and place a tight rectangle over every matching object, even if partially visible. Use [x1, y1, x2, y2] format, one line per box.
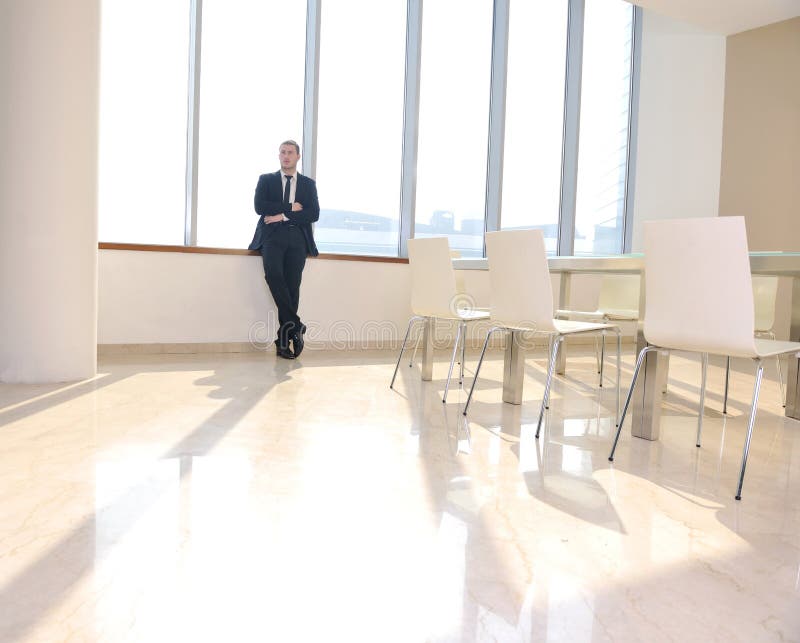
[263, 214, 284, 224]
[291, 202, 303, 212]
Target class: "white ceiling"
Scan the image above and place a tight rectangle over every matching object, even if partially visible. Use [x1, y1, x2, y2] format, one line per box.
[628, 0, 800, 35]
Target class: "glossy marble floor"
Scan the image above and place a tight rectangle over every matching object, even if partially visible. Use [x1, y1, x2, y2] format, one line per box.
[0, 347, 798, 642]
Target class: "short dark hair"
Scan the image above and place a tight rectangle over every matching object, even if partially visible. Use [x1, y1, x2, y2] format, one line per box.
[280, 139, 300, 154]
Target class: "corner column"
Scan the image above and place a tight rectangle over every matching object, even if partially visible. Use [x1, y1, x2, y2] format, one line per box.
[0, 0, 100, 383]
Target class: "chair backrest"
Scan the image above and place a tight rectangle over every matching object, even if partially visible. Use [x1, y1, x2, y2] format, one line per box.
[407, 237, 460, 318]
[598, 274, 640, 317]
[643, 217, 757, 357]
[752, 275, 779, 332]
[485, 229, 556, 331]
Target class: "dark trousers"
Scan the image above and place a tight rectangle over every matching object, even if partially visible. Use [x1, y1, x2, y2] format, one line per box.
[260, 224, 307, 348]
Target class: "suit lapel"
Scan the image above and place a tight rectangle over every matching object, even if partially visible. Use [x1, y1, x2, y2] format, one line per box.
[294, 174, 307, 202]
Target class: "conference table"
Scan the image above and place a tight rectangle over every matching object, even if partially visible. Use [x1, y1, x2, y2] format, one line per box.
[422, 252, 800, 441]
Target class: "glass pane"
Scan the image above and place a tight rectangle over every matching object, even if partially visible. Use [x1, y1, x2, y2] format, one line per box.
[314, 0, 407, 257]
[501, 0, 568, 255]
[196, 0, 306, 249]
[98, 0, 190, 245]
[415, 0, 493, 258]
[574, 0, 633, 255]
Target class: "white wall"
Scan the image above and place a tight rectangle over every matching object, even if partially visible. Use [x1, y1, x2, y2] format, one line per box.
[98, 250, 610, 347]
[719, 17, 800, 252]
[718, 17, 800, 340]
[99, 251, 411, 347]
[630, 10, 727, 251]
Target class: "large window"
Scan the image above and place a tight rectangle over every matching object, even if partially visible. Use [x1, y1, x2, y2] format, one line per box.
[195, 0, 306, 249]
[98, 0, 190, 245]
[501, 0, 569, 254]
[574, 0, 634, 255]
[414, 0, 494, 258]
[98, 0, 639, 258]
[314, 0, 407, 257]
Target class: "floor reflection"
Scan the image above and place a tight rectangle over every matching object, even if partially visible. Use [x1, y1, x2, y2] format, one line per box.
[0, 349, 798, 641]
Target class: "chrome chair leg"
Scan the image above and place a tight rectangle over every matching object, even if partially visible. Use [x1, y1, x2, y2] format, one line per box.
[443, 322, 463, 403]
[536, 336, 563, 438]
[463, 327, 501, 415]
[545, 334, 554, 409]
[723, 356, 731, 414]
[615, 327, 622, 427]
[391, 316, 421, 389]
[736, 360, 764, 500]
[459, 321, 467, 384]
[599, 332, 606, 388]
[609, 345, 658, 461]
[696, 353, 708, 447]
[594, 335, 601, 374]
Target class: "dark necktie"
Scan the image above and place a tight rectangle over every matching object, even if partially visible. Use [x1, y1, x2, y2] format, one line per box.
[283, 175, 292, 205]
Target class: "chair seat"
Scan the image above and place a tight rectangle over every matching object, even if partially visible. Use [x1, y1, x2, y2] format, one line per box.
[668, 338, 800, 359]
[602, 308, 639, 321]
[754, 338, 800, 359]
[553, 319, 617, 336]
[556, 308, 638, 322]
[455, 309, 491, 322]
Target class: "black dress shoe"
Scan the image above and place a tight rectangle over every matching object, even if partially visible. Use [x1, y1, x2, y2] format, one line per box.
[275, 345, 296, 359]
[291, 333, 304, 357]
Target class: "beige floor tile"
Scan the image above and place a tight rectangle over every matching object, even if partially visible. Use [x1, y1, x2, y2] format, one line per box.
[0, 348, 797, 642]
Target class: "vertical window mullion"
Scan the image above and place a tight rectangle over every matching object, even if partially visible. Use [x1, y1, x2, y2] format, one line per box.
[622, 5, 642, 254]
[184, 0, 202, 246]
[484, 0, 510, 246]
[558, 0, 584, 257]
[399, 0, 423, 258]
[303, 0, 321, 179]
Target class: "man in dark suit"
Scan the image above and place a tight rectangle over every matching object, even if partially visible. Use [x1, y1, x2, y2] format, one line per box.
[249, 140, 319, 359]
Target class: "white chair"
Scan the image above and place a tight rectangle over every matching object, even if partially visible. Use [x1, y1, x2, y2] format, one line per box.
[556, 274, 640, 385]
[722, 275, 785, 412]
[390, 237, 489, 401]
[463, 229, 621, 437]
[608, 217, 800, 500]
[406, 249, 489, 367]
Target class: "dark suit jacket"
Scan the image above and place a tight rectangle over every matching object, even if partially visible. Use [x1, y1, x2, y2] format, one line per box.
[248, 171, 320, 256]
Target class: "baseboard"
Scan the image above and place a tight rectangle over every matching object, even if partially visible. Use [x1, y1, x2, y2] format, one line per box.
[98, 335, 636, 356]
[98, 342, 262, 355]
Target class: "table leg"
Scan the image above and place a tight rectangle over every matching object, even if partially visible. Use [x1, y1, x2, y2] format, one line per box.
[629, 326, 666, 440]
[556, 272, 572, 375]
[629, 272, 665, 440]
[421, 317, 434, 381]
[785, 276, 800, 419]
[503, 331, 525, 405]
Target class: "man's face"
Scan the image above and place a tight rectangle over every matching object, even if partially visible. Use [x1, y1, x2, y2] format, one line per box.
[279, 144, 300, 173]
